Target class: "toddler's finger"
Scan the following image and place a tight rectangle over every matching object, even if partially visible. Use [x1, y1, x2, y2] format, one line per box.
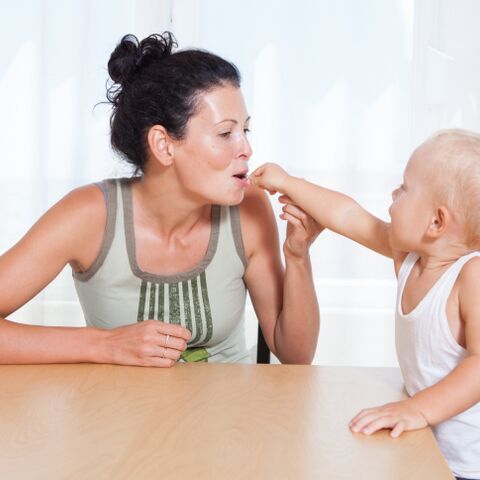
[249, 165, 265, 178]
[350, 409, 382, 432]
[350, 407, 377, 426]
[361, 415, 393, 435]
[390, 421, 405, 438]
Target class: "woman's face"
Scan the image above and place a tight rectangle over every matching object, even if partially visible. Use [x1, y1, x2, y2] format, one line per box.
[173, 84, 252, 205]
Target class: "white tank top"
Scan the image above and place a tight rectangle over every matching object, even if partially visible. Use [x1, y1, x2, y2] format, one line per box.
[396, 252, 480, 478]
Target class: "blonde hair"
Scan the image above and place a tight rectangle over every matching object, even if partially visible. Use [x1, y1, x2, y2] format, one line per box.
[425, 128, 480, 249]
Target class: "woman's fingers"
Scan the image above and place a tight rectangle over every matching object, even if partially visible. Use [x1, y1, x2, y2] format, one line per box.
[279, 212, 302, 227]
[142, 356, 176, 368]
[154, 321, 192, 341]
[155, 346, 183, 362]
[281, 204, 309, 230]
[278, 194, 293, 205]
[157, 333, 188, 353]
[114, 320, 191, 367]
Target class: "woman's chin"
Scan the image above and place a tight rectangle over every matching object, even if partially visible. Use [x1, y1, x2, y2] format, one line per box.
[199, 183, 246, 206]
[212, 191, 245, 206]
[226, 193, 245, 205]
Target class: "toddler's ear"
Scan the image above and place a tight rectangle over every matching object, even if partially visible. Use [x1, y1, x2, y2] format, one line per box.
[427, 206, 450, 238]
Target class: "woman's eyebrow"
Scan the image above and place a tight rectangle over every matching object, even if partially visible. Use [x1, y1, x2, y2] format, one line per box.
[215, 116, 251, 125]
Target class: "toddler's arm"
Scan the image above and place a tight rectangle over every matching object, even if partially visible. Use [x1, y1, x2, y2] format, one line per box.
[350, 257, 480, 437]
[251, 163, 393, 258]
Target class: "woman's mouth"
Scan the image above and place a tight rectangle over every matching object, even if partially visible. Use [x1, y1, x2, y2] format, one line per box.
[232, 172, 250, 187]
[233, 173, 247, 180]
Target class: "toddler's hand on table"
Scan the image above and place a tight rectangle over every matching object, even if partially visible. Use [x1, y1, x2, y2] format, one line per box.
[249, 163, 290, 195]
[349, 399, 428, 438]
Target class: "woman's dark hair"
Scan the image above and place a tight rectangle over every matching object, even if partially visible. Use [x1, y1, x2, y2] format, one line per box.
[106, 32, 241, 173]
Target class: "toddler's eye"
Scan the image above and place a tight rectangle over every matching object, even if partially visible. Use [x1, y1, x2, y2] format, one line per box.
[244, 128, 251, 134]
[219, 131, 231, 137]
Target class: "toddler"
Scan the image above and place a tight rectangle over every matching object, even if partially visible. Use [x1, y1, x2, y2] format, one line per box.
[251, 129, 480, 480]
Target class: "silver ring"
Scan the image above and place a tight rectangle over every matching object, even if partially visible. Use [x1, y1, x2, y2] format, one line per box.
[165, 334, 170, 348]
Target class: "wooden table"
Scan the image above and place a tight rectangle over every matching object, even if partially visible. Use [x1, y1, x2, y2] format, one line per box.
[0, 364, 453, 479]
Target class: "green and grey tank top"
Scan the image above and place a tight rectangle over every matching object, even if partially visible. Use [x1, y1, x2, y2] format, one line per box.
[73, 179, 250, 363]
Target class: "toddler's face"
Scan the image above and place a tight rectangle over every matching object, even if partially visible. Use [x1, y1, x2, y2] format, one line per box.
[388, 143, 437, 251]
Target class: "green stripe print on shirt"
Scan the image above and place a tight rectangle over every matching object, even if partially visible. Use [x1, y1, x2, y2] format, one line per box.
[136, 272, 213, 355]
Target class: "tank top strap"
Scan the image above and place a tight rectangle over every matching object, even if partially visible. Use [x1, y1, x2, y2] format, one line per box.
[75, 178, 248, 282]
[216, 205, 248, 269]
[396, 252, 419, 298]
[430, 251, 480, 301]
[73, 178, 119, 281]
[99, 177, 128, 269]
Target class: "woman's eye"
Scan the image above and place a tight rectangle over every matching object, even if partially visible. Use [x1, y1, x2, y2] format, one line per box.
[244, 128, 251, 134]
[219, 132, 231, 137]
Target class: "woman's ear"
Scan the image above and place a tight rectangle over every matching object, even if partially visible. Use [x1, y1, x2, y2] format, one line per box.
[427, 206, 450, 238]
[147, 125, 175, 167]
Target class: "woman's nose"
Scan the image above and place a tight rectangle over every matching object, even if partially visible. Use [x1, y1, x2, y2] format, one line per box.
[238, 134, 252, 159]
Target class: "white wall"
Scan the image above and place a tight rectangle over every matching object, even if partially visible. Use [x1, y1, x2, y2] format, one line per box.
[1, 0, 173, 326]
[171, 0, 480, 366]
[3, 0, 480, 366]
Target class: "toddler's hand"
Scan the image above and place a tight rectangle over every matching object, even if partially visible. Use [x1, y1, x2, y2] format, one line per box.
[249, 163, 290, 195]
[349, 399, 428, 438]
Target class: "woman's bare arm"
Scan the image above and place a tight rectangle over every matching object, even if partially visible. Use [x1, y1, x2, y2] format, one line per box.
[241, 186, 320, 364]
[0, 185, 190, 366]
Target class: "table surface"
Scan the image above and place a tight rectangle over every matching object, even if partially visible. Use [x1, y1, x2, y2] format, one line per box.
[0, 363, 453, 480]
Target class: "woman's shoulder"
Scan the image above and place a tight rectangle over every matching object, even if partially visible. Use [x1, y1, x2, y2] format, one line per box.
[238, 185, 278, 259]
[50, 181, 112, 272]
[55, 182, 108, 223]
[64, 181, 106, 203]
[239, 184, 272, 217]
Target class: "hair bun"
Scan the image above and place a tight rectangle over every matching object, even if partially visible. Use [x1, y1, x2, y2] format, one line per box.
[108, 32, 177, 87]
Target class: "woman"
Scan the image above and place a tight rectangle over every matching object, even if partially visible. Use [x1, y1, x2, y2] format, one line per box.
[0, 33, 321, 366]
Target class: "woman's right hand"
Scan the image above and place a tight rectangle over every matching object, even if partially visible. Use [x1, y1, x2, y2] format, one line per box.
[101, 320, 191, 367]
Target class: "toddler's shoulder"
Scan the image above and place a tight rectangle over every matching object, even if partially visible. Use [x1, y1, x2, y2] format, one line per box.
[457, 255, 480, 296]
[459, 255, 480, 278]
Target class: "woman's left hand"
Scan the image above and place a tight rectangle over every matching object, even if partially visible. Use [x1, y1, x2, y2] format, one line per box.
[278, 195, 324, 259]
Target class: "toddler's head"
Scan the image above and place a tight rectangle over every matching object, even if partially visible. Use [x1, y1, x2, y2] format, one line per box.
[417, 128, 480, 249]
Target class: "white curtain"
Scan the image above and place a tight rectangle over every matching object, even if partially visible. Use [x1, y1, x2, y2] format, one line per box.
[3, 0, 480, 366]
[175, 0, 480, 366]
[1, 0, 173, 326]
